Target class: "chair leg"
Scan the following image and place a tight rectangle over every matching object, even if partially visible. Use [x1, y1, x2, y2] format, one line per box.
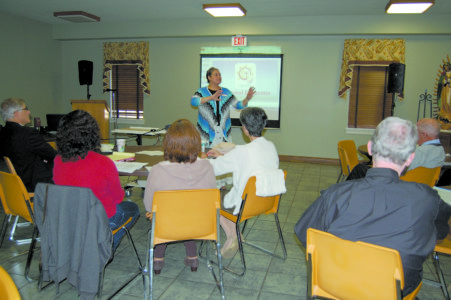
[24, 225, 39, 282]
[432, 251, 451, 300]
[107, 227, 144, 300]
[0, 214, 11, 247]
[243, 213, 287, 260]
[222, 222, 247, 277]
[336, 170, 343, 183]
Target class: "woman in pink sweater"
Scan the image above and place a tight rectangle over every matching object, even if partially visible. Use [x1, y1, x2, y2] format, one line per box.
[143, 119, 216, 274]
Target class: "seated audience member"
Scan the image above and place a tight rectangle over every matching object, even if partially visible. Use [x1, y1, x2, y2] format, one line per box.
[53, 110, 139, 252]
[0, 98, 56, 191]
[143, 119, 216, 274]
[346, 117, 445, 180]
[294, 117, 451, 296]
[207, 107, 280, 258]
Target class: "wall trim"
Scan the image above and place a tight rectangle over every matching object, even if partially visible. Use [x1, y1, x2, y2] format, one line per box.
[279, 155, 339, 165]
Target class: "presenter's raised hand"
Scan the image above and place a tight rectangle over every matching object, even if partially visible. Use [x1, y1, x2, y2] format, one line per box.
[244, 87, 256, 105]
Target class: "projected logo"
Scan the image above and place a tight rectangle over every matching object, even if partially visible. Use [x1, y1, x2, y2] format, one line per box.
[235, 63, 255, 89]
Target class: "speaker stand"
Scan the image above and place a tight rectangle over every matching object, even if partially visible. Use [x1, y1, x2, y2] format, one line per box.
[391, 93, 396, 116]
[86, 84, 91, 100]
[417, 90, 432, 121]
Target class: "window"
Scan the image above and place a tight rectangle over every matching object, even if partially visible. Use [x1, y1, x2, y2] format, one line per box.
[348, 65, 392, 129]
[110, 64, 144, 119]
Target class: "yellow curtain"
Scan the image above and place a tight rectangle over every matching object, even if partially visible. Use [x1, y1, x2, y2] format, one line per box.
[103, 41, 150, 95]
[338, 39, 405, 99]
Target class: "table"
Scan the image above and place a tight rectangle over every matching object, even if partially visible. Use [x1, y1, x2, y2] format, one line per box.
[112, 127, 166, 145]
[117, 145, 164, 177]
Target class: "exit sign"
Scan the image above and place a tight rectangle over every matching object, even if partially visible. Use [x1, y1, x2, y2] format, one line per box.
[232, 35, 247, 47]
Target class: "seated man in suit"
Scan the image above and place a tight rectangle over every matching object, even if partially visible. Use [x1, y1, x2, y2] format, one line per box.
[0, 98, 57, 191]
[347, 117, 445, 180]
[295, 117, 451, 296]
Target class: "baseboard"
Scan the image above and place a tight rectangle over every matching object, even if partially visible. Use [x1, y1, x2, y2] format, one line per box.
[279, 155, 339, 165]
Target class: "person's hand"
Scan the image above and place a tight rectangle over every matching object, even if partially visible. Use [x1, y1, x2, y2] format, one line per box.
[145, 211, 153, 221]
[211, 89, 223, 101]
[246, 87, 256, 101]
[199, 152, 208, 159]
[207, 149, 222, 158]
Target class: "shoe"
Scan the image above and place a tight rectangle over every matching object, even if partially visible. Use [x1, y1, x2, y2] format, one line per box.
[153, 258, 164, 275]
[184, 256, 199, 272]
[221, 238, 238, 259]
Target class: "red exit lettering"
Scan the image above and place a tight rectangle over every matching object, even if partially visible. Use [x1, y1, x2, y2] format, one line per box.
[232, 36, 247, 46]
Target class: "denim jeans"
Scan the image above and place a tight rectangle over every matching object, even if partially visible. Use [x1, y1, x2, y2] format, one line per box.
[109, 200, 140, 252]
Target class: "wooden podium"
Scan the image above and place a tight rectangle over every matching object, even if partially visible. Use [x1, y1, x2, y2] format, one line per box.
[71, 100, 110, 140]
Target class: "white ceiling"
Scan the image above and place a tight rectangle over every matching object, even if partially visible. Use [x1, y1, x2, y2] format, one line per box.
[0, 0, 450, 25]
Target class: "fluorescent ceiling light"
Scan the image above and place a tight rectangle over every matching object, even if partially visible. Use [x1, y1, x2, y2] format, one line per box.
[203, 3, 246, 17]
[385, 0, 434, 14]
[53, 11, 101, 23]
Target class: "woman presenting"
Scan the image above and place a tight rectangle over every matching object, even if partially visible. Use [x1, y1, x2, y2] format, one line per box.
[191, 67, 256, 147]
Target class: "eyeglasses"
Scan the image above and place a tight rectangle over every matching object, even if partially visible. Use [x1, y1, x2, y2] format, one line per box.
[18, 106, 29, 112]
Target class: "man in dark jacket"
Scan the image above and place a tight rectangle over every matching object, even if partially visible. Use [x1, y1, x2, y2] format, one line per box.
[0, 98, 56, 191]
[295, 117, 451, 296]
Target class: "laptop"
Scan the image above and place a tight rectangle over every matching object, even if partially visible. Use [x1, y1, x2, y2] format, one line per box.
[46, 114, 66, 133]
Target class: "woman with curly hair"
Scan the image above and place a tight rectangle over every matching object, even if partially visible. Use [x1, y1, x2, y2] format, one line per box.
[143, 119, 216, 274]
[53, 109, 139, 251]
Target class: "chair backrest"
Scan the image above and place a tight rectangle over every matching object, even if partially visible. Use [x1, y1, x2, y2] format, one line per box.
[34, 183, 113, 294]
[337, 140, 359, 176]
[152, 189, 220, 245]
[400, 166, 441, 187]
[3, 156, 17, 175]
[238, 170, 287, 223]
[0, 171, 33, 223]
[306, 228, 404, 300]
[0, 266, 21, 299]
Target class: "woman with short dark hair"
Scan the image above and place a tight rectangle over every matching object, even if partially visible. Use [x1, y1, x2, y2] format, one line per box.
[143, 119, 216, 274]
[53, 109, 140, 252]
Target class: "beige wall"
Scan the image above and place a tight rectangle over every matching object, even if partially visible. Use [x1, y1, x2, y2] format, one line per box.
[0, 12, 62, 122]
[2, 11, 451, 158]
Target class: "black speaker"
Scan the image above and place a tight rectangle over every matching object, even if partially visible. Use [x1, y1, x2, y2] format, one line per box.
[78, 60, 93, 86]
[387, 63, 405, 93]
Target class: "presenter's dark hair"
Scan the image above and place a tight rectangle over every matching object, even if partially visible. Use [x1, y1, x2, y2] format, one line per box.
[206, 67, 219, 83]
[240, 107, 267, 137]
[163, 119, 200, 163]
[56, 110, 101, 162]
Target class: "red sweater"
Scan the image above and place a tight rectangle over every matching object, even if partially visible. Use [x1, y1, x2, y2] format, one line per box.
[53, 151, 124, 218]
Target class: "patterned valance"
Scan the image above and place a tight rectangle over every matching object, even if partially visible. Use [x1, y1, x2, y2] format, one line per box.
[103, 42, 150, 95]
[338, 39, 405, 99]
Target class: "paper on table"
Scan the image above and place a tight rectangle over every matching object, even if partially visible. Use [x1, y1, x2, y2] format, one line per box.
[434, 186, 451, 205]
[136, 151, 164, 156]
[108, 152, 135, 161]
[114, 162, 148, 173]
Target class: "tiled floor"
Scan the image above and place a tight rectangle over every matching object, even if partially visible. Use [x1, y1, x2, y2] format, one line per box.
[0, 161, 450, 299]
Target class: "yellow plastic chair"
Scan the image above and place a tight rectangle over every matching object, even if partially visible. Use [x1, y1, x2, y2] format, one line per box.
[423, 237, 451, 300]
[337, 140, 360, 182]
[0, 265, 21, 299]
[147, 189, 224, 300]
[0, 157, 34, 247]
[306, 228, 422, 300]
[400, 166, 441, 187]
[0, 171, 38, 282]
[217, 171, 287, 277]
[33, 183, 144, 299]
